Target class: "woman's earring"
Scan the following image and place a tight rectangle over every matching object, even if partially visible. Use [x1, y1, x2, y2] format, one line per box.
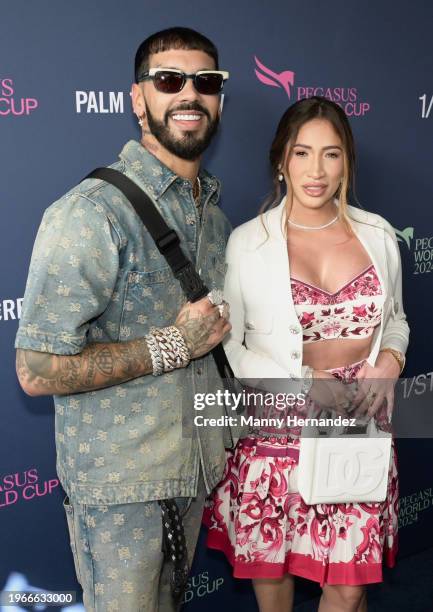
[137, 113, 144, 127]
[278, 172, 284, 182]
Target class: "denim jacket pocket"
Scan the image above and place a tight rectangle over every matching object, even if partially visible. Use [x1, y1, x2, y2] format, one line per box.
[120, 267, 182, 338]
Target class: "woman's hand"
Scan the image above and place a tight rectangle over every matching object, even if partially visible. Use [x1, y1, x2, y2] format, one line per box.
[352, 352, 400, 419]
[308, 369, 353, 416]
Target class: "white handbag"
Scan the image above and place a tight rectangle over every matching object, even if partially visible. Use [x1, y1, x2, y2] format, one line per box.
[297, 419, 392, 504]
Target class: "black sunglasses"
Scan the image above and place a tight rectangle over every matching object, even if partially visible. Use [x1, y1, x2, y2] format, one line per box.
[137, 68, 229, 95]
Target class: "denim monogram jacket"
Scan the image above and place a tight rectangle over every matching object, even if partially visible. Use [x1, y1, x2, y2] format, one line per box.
[15, 140, 232, 505]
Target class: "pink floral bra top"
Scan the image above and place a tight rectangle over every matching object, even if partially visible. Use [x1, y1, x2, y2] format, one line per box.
[291, 264, 383, 343]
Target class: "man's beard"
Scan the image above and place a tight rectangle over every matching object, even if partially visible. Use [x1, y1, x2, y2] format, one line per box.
[145, 102, 219, 161]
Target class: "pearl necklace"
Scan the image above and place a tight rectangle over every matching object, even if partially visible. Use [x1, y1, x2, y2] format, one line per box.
[288, 214, 339, 231]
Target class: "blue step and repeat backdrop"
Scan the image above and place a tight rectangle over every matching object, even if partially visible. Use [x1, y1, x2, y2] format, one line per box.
[1, 1, 432, 610]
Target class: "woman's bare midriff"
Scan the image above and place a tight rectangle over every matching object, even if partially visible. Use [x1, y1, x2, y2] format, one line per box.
[302, 336, 373, 370]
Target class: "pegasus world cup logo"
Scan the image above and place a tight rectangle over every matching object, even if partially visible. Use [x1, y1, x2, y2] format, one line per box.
[254, 56, 295, 99]
[0, 79, 38, 116]
[395, 227, 414, 250]
[393, 224, 433, 276]
[254, 56, 370, 117]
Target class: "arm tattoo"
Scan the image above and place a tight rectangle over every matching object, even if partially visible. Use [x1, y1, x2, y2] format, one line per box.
[16, 338, 153, 396]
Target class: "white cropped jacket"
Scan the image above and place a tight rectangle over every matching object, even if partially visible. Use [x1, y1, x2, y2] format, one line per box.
[223, 199, 410, 386]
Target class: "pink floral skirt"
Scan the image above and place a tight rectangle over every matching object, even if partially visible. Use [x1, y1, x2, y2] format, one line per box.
[204, 361, 399, 586]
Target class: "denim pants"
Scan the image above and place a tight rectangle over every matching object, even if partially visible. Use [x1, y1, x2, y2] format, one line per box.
[63, 473, 206, 611]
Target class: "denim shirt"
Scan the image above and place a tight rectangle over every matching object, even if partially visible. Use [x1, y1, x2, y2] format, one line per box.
[15, 140, 232, 505]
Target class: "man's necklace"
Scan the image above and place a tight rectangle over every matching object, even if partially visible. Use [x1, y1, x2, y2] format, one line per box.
[192, 176, 201, 205]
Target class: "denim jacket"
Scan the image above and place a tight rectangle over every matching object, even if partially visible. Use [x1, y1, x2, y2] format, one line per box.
[16, 140, 232, 505]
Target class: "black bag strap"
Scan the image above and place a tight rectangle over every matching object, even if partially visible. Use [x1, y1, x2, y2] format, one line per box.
[83, 167, 233, 385]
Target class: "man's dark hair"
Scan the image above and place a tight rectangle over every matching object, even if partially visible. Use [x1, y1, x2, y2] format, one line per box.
[134, 27, 219, 83]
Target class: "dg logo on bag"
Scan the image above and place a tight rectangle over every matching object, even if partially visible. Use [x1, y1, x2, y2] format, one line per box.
[316, 442, 388, 495]
[298, 437, 392, 504]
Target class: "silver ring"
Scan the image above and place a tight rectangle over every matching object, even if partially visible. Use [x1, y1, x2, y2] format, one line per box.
[218, 301, 230, 319]
[207, 289, 224, 306]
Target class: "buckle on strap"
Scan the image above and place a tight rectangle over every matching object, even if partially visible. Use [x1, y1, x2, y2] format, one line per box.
[175, 262, 208, 302]
[156, 230, 180, 252]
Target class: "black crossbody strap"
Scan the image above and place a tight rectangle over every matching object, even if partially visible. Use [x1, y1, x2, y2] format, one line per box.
[83, 167, 233, 384]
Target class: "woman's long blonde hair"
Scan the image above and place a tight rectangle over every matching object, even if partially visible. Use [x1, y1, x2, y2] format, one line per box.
[260, 96, 357, 235]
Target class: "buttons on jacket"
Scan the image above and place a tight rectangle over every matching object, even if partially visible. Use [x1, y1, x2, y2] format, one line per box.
[290, 351, 301, 359]
[245, 322, 255, 330]
[289, 325, 300, 334]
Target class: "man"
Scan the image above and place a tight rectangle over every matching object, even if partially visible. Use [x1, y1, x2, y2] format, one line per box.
[15, 27, 232, 612]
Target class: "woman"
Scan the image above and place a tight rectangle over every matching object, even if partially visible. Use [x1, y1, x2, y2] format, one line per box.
[204, 97, 409, 612]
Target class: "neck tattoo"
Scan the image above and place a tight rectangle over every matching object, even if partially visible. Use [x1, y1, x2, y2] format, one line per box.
[141, 136, 159, 155]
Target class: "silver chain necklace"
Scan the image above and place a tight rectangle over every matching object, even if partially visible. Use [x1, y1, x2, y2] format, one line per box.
[193, 176, 201, 205]
[288, 214, 339, 231]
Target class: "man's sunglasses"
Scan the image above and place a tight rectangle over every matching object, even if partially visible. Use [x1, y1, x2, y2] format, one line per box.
[137, 68, 229, 95]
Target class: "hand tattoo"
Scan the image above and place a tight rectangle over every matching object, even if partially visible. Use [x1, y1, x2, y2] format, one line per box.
[175, 309, 218, 358]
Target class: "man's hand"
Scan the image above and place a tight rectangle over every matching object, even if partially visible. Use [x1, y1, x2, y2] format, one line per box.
[174, 296, 231, 359]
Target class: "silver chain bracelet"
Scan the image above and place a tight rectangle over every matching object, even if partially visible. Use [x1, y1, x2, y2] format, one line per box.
[145, 326, 191, 376]
[145, 332, 164, 376]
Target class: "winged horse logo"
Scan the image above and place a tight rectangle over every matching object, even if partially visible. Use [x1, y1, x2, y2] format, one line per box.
[394, 227, 414, 249]
[254, 56, 295, 99]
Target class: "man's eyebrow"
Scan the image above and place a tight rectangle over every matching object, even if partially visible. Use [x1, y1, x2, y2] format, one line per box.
[293, 143, 343, 150]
